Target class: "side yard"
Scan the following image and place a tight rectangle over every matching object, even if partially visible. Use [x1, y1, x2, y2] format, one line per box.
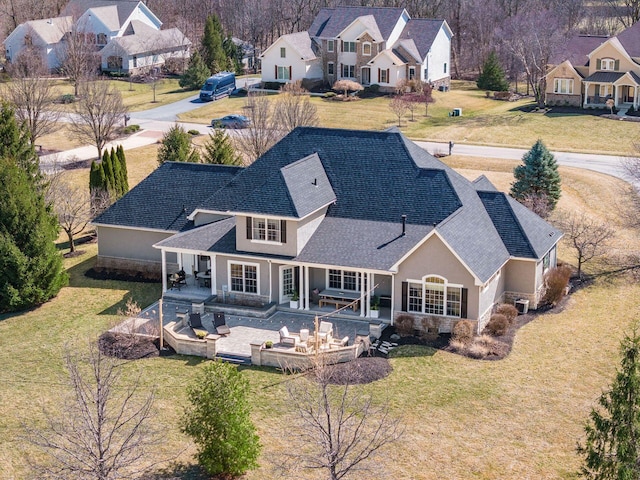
[178, 81, 640, 156]
[0, 150, 637, 479]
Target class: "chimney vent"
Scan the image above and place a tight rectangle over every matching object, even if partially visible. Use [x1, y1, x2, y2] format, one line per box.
[401, 214, 407, 236]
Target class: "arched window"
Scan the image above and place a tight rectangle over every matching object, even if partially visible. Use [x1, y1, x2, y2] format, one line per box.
[97, 33, 107, 45]
[407, 275, 462, 317]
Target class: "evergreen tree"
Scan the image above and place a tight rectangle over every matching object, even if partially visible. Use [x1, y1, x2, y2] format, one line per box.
[110, 148, 123, 198]
[578, 327, 640, 479]
[201, 15, 227, 74]
[182, 360, 260, 477]
[116, 144, 129, 193]
[477, 52, 510, 92]
[0, 102, 40, 178]
[179, 51, 211, 90]
[223, 36, 243, 74]
[202, 129, 242, 165]
[510, 139, 561, 211]
[101, 149, 115, 195]
[157, 124, 200, 165]
[0, 157, 67, 312]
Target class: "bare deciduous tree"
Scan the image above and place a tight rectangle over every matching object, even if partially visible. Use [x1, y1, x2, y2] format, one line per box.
[69, 81, 127, 159]
[55, 17, 100, 96]
[23, 342, 161, 479]
[332, 79, 364, 98]
[45, 173, 92, 253]
[554, 210, 615, 278]
[273, 80, 319, 131]
[281, 358, 403, 480]
[521, 192, 552, 219]
[5, 48, 61, 145]
[234, 92, 282, 162]
[389, 95, 409, 127]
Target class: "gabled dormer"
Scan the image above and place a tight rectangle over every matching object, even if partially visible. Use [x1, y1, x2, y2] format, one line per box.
[587, 37, 636, 75]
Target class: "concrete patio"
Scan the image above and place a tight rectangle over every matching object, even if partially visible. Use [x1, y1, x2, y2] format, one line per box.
[134, 300, 383, 362]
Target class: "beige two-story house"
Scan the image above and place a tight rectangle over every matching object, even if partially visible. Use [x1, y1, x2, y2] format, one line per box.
[94, 127, 561, 334]
[546, 22, 640, 109]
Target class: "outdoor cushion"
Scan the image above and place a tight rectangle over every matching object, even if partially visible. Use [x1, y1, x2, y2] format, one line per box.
[189, 312, 203, 329]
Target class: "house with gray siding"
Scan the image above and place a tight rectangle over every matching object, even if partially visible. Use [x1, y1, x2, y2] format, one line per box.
[94, 127, 561, 333]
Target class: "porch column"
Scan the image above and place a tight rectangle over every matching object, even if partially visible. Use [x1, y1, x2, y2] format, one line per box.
[614, 85, 619, 107]
[366, 272, 372, 318]
[178, 253, 183, 270]
[583, 82, 589, 107]
[161, 249, 167, 293]
[304, 266, 310, 310]
[298, 265, 305, 310]
[360, 272, 365, 317]
[210, 254, 216, 296]
[391, 274, 395, 324]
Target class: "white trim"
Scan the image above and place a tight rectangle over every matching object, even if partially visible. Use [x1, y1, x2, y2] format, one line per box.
[187, 202, 334, 221]
[406, 274, 463, 317]
[544, 60, 582, 81]
[279, 265, 295, 303]
[362, 42, 372, 56]
[227, 260, 260, 295]
[588, 37, 635, 66]
[94, 222, 177, 234]
[327, 39, 334, 52]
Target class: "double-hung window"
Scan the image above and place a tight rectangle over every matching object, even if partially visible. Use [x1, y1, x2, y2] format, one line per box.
[554, 78, 573, 94]
[276, 66, 290, 80]
[327, 40, 334, 52]
[342, 41, 356, 53]
[327, 62, 334, 75]
[328, 269, 359, 291]
[230, 262, 258, 294]
[342, 64, 355, 78]
[362, 42, 371, 56]
[601, 58, 615, 70]
[246, 216, 286, 243]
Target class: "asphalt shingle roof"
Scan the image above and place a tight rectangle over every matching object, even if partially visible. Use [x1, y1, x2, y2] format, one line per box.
[309, 7, 406, 41]
[280, 153, 336, 218]
[93, 162, 242, 231]
[550, 34, 608, 66]
[616, 21, 640, 58]
[62, 0, 141, 28]
[396, 19, 446, 61]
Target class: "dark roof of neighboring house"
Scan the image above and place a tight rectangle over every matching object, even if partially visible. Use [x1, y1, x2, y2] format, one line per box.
[93, 162, 242, 231]
[478, 191, 561, 258]
[616, 21, 640, 57]
[549, 34, 608, 66]
[583, 71, 625, 83]
[309, 6, 406, 40]
[396, 19, 446, 61]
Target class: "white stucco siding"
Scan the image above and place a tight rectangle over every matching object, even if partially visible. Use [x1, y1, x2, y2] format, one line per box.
[125, 5, 161, 32]
[426, 26, 451, 82]
[261, 37, 310, 82]
[339, 21, 368, 42]
[372, 54, 404, 86]
[387, 10, 410, 46]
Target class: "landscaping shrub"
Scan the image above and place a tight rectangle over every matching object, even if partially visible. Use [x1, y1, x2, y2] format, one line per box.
[123, 124, 140, 134]
[263, 81, 284, 90]
[485, 314, 509, 336]
[188, 129, 200, 136]
[452, 320, 474, 345]
[60, 93, 75, 104]
[467, 342, 489, 359]
[394, 314, 415, 336]
[542, 265, 572, 306]
[323, 91, 337, 98]
[496, 303, 518, 324]
[448, 338, 467, 353]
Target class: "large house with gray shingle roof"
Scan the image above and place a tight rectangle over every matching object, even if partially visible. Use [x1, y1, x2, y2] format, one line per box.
[260, 7, 452, 91]
[93, 127, 561, 333]
[545, 22, 640, 109]
[3, 0, 190, 74]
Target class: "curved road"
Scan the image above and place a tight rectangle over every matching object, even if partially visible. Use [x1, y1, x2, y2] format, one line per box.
[41, 86, 633, 184]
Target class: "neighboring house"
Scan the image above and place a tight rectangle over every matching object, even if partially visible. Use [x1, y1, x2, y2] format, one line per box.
[260, 7, 452, 91]
[94, 127, 561, 334]
[545, 22, 640, 108]
[3, 0, 190, 74]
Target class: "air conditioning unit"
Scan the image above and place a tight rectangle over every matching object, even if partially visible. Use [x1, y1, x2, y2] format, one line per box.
[453, 108, 462, 116]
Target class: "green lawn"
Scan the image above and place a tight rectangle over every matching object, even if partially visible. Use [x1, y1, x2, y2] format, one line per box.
[178, 81, 640, 156]
[1, 150, 638, 478]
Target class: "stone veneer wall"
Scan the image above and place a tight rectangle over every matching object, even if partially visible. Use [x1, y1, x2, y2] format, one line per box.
[546, 93, 582, 107]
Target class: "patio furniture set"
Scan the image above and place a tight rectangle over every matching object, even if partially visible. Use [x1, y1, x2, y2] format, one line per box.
[278, 321, 349, 353]
[186, 311, 230, 337]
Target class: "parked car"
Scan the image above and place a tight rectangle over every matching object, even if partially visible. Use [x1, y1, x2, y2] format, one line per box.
[211, 114, 251, 129]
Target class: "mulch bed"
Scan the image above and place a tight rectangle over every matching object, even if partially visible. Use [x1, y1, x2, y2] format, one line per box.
[321, 357, 393, 385]
[86, 268, 159, 283]
[98, 332, 160, 359]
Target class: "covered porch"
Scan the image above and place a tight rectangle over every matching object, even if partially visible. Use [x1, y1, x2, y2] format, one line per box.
[583, 71, 640, 108]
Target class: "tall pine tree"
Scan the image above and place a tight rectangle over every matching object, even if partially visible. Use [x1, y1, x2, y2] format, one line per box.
[477, 52, 510, 92]
[202, 129, 242, 165]
[0, 106, 67, 312]
[179, 51, 211, 90]
[201, 15, 227, 74]
[116, 145, 129, 194]
[110, 147, 123, 197]
[510, 139, 561, 211]
[578, 327, 640, 479]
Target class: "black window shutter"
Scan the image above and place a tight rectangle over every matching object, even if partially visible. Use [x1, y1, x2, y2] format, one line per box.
[280, 220, 287, 243]
[246, 216, 252, 240]
[401, 281, 408, 312]
[461, 288, 468, 318]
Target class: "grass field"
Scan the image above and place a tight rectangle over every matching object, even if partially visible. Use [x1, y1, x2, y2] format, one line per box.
[1, 141, 638, 478]
[178, 81, 640, 156]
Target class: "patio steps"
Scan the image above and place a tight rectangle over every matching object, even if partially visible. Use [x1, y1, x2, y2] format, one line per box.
[216, 353, 252, 365]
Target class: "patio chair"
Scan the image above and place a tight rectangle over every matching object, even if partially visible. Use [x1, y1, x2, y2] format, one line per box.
[214, 312, 230, 335]
[279, 326, 298, 347]
[188, 312, 203, 329]
[318, 321, 333, 343]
